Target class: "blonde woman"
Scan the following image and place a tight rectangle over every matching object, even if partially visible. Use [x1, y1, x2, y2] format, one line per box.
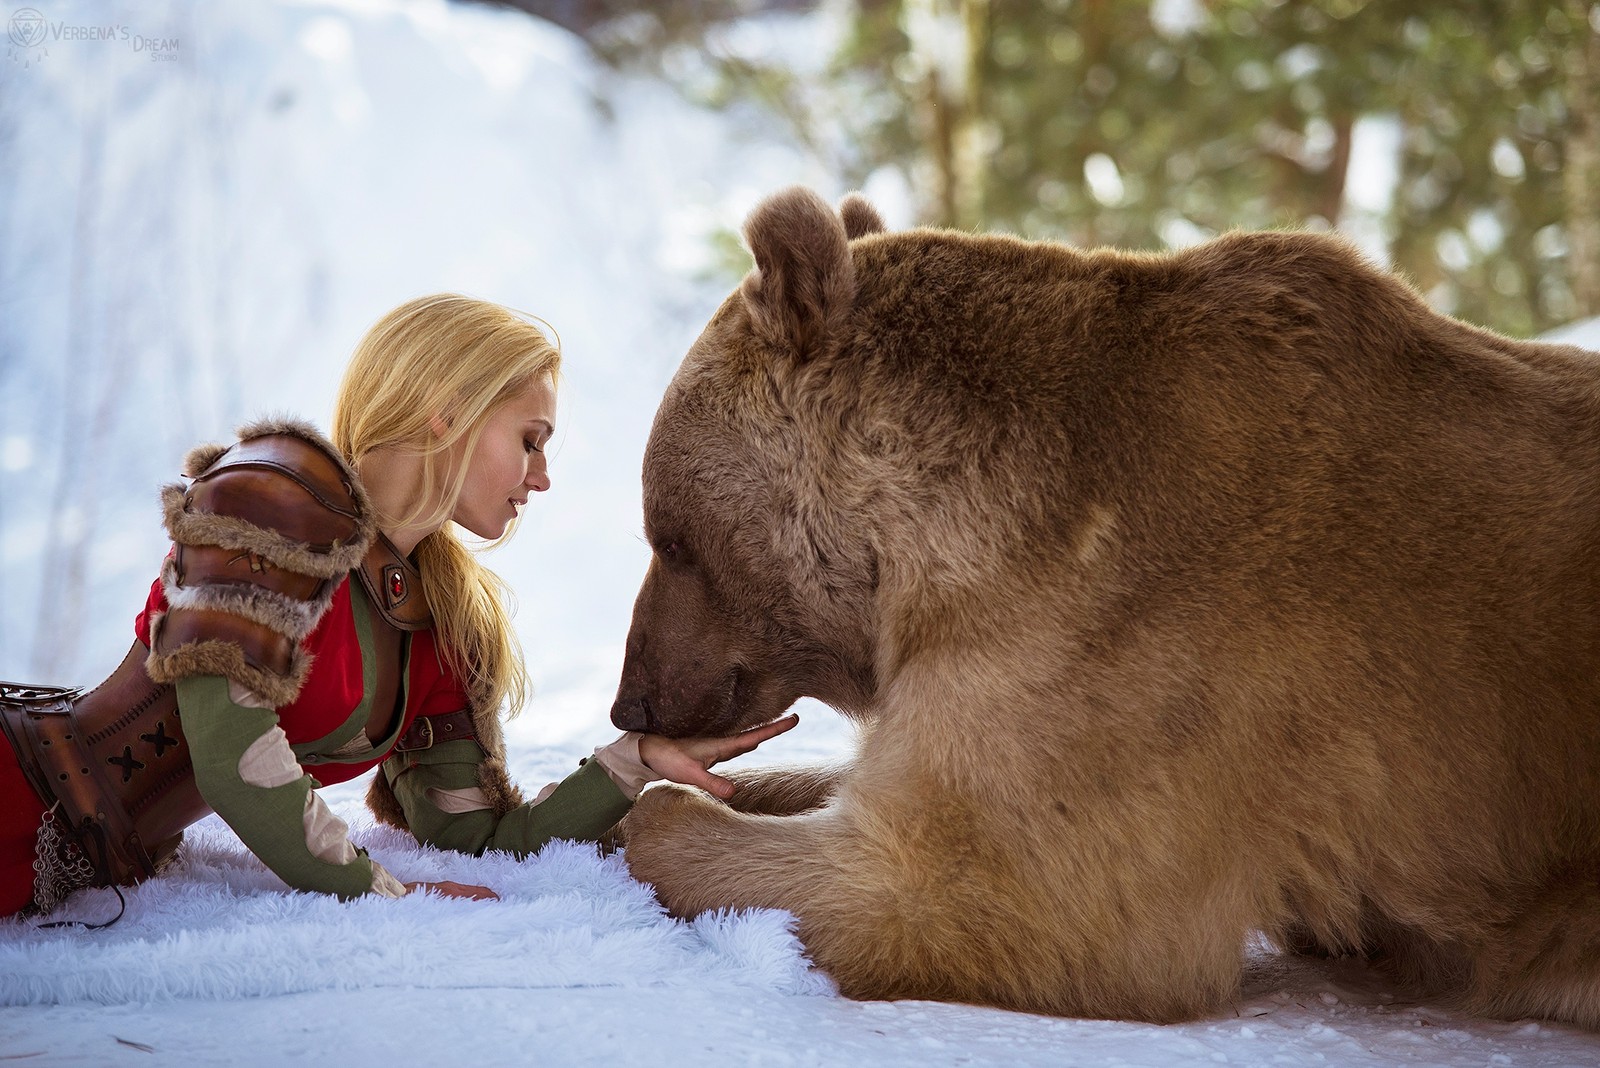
[0, 294, 794, 919]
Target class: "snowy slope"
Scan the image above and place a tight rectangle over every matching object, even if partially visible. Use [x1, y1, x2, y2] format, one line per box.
[0, 0, 842, 707]
[1543, 314, 1600, 350]
[3, 2, 1600, 1064]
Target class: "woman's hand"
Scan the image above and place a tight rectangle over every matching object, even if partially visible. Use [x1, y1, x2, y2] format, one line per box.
[403, 880, 500, 901]
[637, 713, 800, 801]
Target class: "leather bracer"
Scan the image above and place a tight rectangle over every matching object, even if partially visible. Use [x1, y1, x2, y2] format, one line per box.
[145, 418, 377, 706]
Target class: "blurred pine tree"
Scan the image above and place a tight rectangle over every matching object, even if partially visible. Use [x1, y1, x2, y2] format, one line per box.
[490, 0, 1600, 336]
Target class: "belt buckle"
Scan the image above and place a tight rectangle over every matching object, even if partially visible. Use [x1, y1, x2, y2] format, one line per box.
[0, 682, 82, 712]
[398, 716, 433, 752]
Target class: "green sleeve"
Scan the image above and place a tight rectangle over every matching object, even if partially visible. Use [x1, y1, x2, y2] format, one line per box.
[179, 675, 378, 900]
[383, 738, 634, 859]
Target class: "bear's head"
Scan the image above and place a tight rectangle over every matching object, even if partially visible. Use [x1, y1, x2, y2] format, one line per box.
[610, 188, 891, 738]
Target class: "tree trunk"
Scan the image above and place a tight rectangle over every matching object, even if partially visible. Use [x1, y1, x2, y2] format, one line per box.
[1319, 111, 1354, 226]
[1563, 0, 1600, 318]
[951, 0, 988, 229]
[32, 115, 105, 679]
[923, 66, 958, 226]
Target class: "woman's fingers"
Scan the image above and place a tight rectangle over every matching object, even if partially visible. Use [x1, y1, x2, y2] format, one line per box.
[725, 712, 800, 756]
[748, 712, 800, 741]
[404, 880, 500, 901]
[637, 712, 801, 795]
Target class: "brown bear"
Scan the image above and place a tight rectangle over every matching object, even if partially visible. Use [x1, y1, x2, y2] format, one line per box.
[610, 186, 1600, 1026]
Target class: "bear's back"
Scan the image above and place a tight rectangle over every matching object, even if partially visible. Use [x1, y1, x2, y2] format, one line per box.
[841, 226, 1600, 507]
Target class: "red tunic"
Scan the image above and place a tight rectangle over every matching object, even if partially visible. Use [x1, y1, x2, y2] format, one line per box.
[0, 736, 46, 915]
[131, 576, 470, 787]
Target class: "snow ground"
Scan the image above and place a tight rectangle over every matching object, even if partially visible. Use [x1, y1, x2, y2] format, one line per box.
[9, 700, 1600, 1068]
[4, 1, 1600, 1064]
[8, 982, 1597, 1068]
[5, 702, 1600, 1067]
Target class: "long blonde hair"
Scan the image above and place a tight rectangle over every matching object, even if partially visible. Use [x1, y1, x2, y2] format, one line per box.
[331, 294, 561, 718]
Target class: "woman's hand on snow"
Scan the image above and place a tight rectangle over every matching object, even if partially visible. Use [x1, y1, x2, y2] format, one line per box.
[403, 880, 499, 901]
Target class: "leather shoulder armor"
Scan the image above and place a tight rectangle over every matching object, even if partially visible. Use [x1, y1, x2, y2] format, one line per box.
[146, 417, 377, 706]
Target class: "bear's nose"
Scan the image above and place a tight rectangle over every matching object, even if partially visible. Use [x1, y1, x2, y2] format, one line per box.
[610, 694, 654, 733]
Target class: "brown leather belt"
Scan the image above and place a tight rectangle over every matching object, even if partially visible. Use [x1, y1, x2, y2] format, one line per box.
[0, 641, 211, 892]
[394, 708, 478, 753]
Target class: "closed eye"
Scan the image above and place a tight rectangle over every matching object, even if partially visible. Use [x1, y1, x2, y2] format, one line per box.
[655, 538, 686, 563]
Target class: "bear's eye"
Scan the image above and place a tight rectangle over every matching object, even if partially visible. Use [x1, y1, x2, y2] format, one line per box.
[659, 540, 682, 561]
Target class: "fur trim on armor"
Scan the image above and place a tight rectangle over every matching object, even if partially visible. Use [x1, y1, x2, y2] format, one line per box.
[160, 486, 366, 578]
[182, 441, 231, 478]
[237, 415, 378, 522]
[467, 697, 523, 816]
[365, 772, 408, 830]
[143, 614, 313, 708]
[158, 555, 331, 639]
[476, 754, 525, 816]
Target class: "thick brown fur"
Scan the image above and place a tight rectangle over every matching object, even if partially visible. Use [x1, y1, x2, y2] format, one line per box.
[142, 625, 308, 708]
[613, 187, 1600, 1025]
[365, 768, 410, 828]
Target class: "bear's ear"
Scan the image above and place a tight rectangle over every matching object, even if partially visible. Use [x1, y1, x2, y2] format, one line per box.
[839, 192, 887, 239]
[740, 187, 855, 363]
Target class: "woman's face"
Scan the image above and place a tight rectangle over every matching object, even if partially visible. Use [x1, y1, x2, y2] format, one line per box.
[449, 372, 557, 540]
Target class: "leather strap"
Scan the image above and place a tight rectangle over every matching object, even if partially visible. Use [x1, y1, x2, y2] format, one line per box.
[173, 543, 326, 601]
[355, 532, 432, 632]
[394, 709, 478, 753]
[361, 606, 405, 745]
[0, 681, 79, 820]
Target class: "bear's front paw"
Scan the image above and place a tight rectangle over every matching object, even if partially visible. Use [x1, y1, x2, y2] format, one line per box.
[620, 784, 729, 916]
[624, 782, 705, 839]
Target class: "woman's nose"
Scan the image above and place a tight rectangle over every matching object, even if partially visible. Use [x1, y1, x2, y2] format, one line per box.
[527, 458, 551, 493]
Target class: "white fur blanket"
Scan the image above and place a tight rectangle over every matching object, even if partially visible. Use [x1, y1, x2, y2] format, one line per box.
[0, 805, 833, 1007]
[6, 790, 1600, 1068]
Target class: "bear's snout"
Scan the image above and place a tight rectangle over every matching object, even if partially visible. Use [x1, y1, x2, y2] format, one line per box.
[610, 693, 654, 733]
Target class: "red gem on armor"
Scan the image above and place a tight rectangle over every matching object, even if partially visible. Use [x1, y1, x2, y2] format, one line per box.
[390, 574, 404, 598]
